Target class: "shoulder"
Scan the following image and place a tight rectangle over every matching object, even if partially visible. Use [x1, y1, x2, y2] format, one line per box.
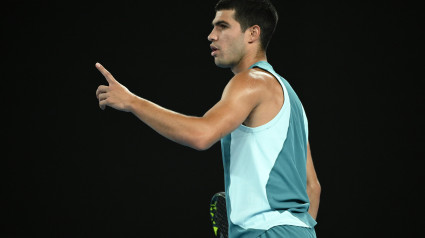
[220, 68, 275, 104]
[220, 68, 266, 102]
[234, 67, 274, 82]
[226, 68, 274, 92]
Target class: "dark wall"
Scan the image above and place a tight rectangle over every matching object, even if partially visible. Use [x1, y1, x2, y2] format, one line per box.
[2, 0, 424, 237]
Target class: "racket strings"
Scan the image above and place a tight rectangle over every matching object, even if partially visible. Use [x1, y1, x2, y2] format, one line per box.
[210, 192, 228, 238]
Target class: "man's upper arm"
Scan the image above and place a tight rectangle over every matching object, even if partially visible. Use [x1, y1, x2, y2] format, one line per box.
[200, 71, 263, 146]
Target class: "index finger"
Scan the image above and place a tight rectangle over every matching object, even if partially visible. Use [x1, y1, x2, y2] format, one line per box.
[95, 62, 117, 84]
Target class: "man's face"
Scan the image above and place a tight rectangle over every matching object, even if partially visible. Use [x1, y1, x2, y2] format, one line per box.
[208, 10, 246, 68]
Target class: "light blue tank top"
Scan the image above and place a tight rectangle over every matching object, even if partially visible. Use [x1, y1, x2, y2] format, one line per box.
[220, 61, 317, 238]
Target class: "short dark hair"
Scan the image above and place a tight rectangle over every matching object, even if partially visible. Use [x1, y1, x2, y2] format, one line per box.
[215, 0, 278, 51]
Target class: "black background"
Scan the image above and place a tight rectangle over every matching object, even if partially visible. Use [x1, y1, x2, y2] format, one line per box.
[2, 0, 424, 237]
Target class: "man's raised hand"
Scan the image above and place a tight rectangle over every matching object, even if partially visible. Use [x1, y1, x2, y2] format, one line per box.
[95, 62, 135, 112]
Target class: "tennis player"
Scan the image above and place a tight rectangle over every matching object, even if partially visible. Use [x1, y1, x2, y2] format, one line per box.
[96, 0, 320, 237]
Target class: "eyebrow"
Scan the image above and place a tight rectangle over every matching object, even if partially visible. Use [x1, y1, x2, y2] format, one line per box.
[212, 20, 230, 27]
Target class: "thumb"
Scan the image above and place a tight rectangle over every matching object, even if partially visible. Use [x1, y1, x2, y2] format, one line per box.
[95, 62, 118, 85]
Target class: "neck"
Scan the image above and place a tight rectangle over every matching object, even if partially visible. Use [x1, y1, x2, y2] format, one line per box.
[231, 50, 267, 75]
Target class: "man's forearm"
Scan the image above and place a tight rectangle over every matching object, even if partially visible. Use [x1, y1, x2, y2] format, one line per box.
[128, 95, 214, 150]
[307, 182, 321, 220]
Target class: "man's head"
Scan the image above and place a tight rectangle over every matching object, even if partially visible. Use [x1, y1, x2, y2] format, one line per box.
[208, 0, 278, 69]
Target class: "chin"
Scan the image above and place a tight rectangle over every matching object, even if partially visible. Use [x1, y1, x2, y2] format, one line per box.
[214, 58, 233, 69]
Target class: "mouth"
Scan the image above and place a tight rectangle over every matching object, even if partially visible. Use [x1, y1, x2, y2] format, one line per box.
[210, 45, 219, 57]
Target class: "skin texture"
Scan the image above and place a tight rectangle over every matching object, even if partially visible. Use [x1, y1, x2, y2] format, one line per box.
[96, 9, 320, 219]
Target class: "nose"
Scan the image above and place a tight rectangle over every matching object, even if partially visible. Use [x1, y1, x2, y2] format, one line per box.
[208, 28, 217, 42]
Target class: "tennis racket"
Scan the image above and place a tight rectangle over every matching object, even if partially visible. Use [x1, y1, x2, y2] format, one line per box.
[210, 192, 228, 238]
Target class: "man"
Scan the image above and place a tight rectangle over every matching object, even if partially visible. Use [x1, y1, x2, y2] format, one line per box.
[96, 0, 320, 237]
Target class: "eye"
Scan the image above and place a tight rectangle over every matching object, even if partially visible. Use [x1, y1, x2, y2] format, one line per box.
[217, 24, 228, 30]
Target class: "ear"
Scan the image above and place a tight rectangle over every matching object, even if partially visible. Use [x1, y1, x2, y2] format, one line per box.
[247, 25, 261, 44]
